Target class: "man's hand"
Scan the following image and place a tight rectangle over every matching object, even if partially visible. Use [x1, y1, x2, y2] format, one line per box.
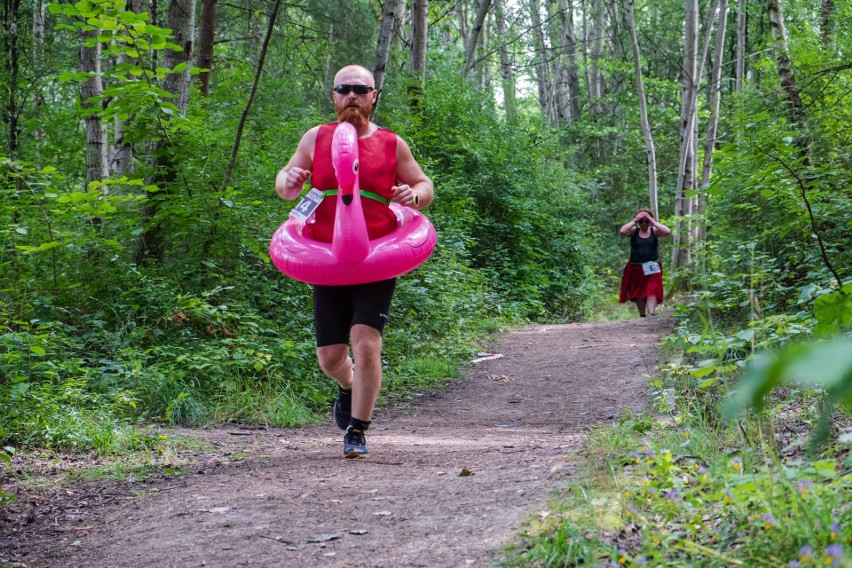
[391, 184, 419, 208]
[276, 167, 311, 200]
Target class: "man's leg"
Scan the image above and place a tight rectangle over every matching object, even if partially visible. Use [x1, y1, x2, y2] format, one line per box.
[316, 344, 353, 389]
[349, 323, 383, 422]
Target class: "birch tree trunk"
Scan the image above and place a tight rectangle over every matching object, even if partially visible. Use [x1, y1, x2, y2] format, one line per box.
[672, 0, 719, 271]
[80, 29, 109, 189]
[698, 0, 728, 243]
[588, 0, 605, 117]
[478, 8, 493, 89]
[161, 0, 195, 113]
[623, 0, 658, 217]
[552, 0, 581, 125]
[111, 0, 146, 177]
[670, 0, 700, 271]
[735, 0, 746, 92]
[495, 0, 515, 120]
[373, 0, 404, 95]
[528, 0, 551, 117]
[463, 0, 493, 77]
[196, 0, 217, 97]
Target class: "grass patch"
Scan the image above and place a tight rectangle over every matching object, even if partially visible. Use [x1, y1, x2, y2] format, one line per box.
[501, 383, 852, 567]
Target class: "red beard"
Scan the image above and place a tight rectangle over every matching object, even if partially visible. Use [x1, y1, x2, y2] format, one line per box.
[336, 99, 372, 128]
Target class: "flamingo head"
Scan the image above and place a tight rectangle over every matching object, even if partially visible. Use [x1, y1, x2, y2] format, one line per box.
[331, 122, 359, 205]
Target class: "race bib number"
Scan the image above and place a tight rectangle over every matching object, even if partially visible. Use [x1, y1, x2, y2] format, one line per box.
[289, 188, 325, 222]
[642, 261, 661, 276]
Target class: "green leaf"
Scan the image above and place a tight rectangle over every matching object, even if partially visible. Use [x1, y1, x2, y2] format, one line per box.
[814, 284, 852, 337]
[30, 345, 46, 355]
[735, 329, 754, 341]
[690, 359, 717, 378]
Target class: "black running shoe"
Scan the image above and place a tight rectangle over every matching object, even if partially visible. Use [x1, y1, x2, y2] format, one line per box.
[343, 426, 368, 458]
[333, 389, 352, 430]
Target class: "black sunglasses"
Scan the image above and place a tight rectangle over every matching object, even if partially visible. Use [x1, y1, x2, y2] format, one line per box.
[333, 84, 375, 95]
[638, 219, 651, 224]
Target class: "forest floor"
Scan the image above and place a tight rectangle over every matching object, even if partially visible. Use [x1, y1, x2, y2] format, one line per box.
[1, 316, 674, 568]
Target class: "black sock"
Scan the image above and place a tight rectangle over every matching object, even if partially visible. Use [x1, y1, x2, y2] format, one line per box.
[349, 418, 370, 432]
[339, 385, 352, 395]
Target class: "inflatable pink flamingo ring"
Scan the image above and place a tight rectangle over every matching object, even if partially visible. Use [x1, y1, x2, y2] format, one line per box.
[270, 122, 437, 286]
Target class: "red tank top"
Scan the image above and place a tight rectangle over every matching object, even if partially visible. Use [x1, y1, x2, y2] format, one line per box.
[308, 122, 398, 243]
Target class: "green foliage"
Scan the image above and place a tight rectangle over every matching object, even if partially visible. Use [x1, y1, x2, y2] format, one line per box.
[505, 416, 852, 567]
[723, 283, 852, 448]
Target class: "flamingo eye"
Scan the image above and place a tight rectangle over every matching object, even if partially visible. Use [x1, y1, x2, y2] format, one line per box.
[353, 160, 359, 174]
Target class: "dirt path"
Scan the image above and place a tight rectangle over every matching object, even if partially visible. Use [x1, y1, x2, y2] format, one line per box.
[2, 317, 673, 568]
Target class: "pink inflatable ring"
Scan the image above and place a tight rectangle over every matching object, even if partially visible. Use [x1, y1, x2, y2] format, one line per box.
[270, 122, 437, 286]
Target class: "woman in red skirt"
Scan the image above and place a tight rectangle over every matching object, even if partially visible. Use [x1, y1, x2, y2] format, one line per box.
[618, 208, 671, 317]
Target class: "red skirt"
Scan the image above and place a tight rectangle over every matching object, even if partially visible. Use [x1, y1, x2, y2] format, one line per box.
[619, 262, 664, 304]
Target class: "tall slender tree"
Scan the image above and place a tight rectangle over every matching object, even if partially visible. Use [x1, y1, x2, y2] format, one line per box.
[2, 0, 21, 158]
[373, 0, 405, 94]
[463, 0, 494, 77]
[494, 0, 516, 120]
[135, 0, 197, 264]
[409, 0, 428, 86]
[623, 0, 658, 217]
[80, 28, 109, 189]
[222, 0, 281, 190]
[698, 0, 728, 244]
[735, 0, 746, 91]
[528, 0, 551, 117]
[196, 0, 217, 97]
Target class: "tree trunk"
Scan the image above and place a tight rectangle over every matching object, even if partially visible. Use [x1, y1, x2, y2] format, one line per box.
[735, 0, 746, 91]
[32, 0, 45, 156]
[457, 0, 469, 52]
[554, 0, 582, 125]
[671, 0, 700, 271]
[222, 0, 281, 190]
[2, 0, 21, 158]
[111, 0, 146, 177]
[767, 0, 803, 127]
[588, 0, 605, 117]
[196, 0, 217, 97]
[672, 0, 719, 272]
[623, 0, 658, 218]
[463, 0, 493, 77]
[80, 28, 109, 189]
[161, 0, 195, 113]
[528, 0, 551, 117]
[409, 0, 428, 84]
[373, 0, 405, 94]
[135, 0, 196, 265]
[698, 0, 728, 244]
[819, 0, 833, 46]
[494, 0, 515, 120]
[767, 0, 811, 165]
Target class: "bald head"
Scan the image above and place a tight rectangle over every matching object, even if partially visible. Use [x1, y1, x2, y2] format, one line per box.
[333, 65, 374, 88]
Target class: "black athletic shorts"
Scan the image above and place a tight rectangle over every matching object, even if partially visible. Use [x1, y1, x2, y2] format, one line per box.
[312, 278, 397, 347]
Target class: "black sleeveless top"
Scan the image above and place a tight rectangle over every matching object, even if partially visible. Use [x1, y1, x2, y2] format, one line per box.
[630, 229, 659, 263]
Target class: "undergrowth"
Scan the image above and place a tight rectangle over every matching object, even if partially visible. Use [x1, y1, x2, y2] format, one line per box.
[502, 254, 852, 567]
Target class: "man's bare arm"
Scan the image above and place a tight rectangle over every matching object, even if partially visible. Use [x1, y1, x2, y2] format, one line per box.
[275, 127, 319, 200]
[391, 136, 433, 209]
